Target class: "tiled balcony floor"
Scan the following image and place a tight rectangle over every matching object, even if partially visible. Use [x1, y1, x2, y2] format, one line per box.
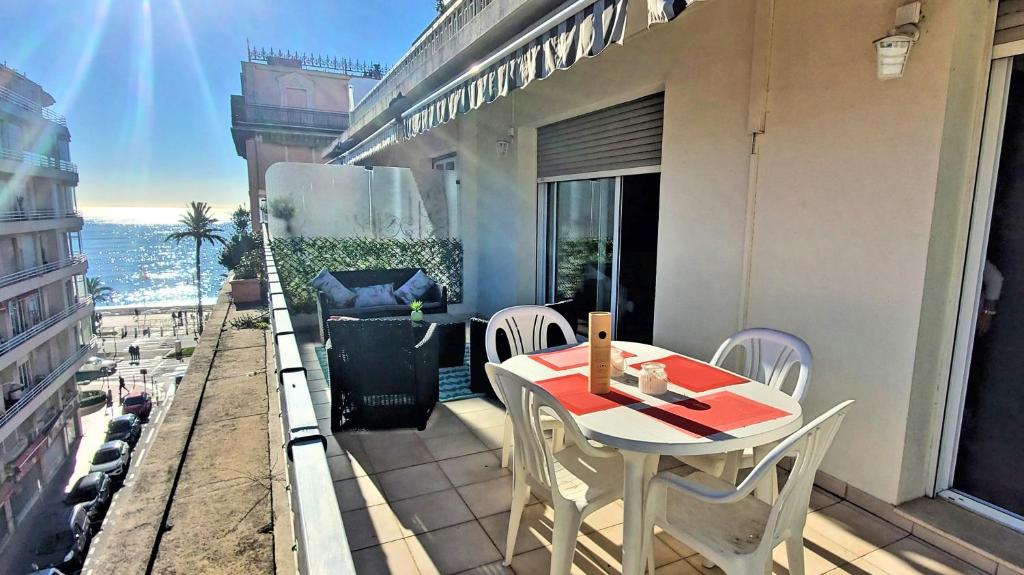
[297, 340, 985, 575]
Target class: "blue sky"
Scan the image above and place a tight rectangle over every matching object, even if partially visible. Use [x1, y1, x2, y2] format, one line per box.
[0, 0, 437, 209]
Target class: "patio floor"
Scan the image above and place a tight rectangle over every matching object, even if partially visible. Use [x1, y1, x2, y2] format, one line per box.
[297, 338, 985, 575]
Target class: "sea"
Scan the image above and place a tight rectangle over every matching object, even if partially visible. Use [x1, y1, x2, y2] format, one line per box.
[80, 206, 230, 310]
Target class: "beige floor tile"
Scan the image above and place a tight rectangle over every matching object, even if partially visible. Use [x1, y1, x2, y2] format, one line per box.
[834, 536, 987, 575]
[456, 409, 507, 432]
[472, 425, 508, 450]
[447, 397, 503, 414]
[326, 452, 373, 481]
[333, 430, 366, 452]
[391, 489, 475, 535]
[376, 462, 452, 502]
[334, 475, 387, 512]
[479, 503, 555, 557]
[770, 502, 910, 575]
[657, 531, 698, 559]
[458, 475, 515, 519]
[407, 521, 503, 575]
[352, 540, 419, 575]
[653, 559, 704, 574]
[577, 522, 681, 572]
[324, 433, 345, 457]
[425, 432, 491, 461]
[810, 486, 842, 512]
[580, 501, 624, 534]
[452, 560, 514, 574]
[420, 411, 472, 439]
[439, 451, 510, 487]
[342, 503, 407, 551]
[363, 434, 436, 473]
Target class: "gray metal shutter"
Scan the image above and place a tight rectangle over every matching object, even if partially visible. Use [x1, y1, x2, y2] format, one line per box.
[537, 92, 664, 179]
[997, 0, 1024, 46]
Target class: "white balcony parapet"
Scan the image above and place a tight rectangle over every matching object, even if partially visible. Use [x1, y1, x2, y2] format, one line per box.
[0, 208, 80, 223]
[0, 255, 86, 290]
[0, 85, 68, 127]
[0, 341, 94, 430]
[0, 148, 77, 174]
[0, 297, 92, 358]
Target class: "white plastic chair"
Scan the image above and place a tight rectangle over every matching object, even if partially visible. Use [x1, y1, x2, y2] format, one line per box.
[680, 328, 813, 490]
[486, 363, 623, 574]
[486, 305, 578, 467]
[642, 400, 854, 575]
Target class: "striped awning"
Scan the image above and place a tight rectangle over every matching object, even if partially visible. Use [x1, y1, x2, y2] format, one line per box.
[342, 119, 404, 165]
[342, 0, 696, 164]
[403, 0, 629, 138]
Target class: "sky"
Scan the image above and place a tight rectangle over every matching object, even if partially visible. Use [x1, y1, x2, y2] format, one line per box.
[0, 0, 438, 210]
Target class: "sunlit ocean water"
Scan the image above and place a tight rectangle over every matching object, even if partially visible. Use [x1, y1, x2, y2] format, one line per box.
[81, 206, 230, 309]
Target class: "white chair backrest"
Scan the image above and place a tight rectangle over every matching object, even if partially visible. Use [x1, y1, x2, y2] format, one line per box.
[711, 328, 812, 402]
[755, 400, 853, 552]
[485, 363, 607, 498]
[485, 305, 577, 364]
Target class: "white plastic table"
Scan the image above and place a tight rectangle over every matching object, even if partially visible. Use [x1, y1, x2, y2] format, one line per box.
[500, 341, 803, 575]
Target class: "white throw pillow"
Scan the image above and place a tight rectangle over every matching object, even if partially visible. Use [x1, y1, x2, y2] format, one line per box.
[310, 269, 356, 308]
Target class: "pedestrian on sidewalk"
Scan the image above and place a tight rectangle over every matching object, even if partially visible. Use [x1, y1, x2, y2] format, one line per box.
[118, 376, 127, 402]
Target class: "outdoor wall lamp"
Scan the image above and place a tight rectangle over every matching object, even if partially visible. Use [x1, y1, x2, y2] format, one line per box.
[875, 2, 921, 80]
[496, 128, 515, 157]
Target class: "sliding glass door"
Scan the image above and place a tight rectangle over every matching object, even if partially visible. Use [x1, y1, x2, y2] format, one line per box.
[540, 173, 660, 342]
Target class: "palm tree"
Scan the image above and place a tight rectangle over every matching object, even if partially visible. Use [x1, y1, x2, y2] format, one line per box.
[85, 276, 114, 303]
[164, 202, 226, 334]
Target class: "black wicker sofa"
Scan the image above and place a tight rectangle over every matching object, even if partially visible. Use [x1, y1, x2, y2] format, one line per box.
[315, 268, 448, 342]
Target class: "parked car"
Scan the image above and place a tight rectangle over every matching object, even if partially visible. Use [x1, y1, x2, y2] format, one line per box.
[89, 441, 131, 484]
[64, 472, 112, 527]
[83, 356, 117, 375]
[104, 414, 141, 446]
[121, 391, 152, 421]
[30, 504, 92, 573]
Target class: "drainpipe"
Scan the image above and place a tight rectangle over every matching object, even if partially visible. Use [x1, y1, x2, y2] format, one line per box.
[347, 84, 355, 112]
[738, 0, 775, 329]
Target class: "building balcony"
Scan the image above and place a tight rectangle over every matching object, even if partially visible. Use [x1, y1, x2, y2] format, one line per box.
[0, 84, 68, 128]
[0, 341, 93, 442]
[230, 96, 349, 157]
[0, 148, 76, 174]
[0, 208, 83, 235]
[0, 297, 93, 373]
[0, 255, 87, 303]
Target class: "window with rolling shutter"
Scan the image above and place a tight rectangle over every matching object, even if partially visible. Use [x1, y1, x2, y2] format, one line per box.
[537, 93, 664, 179]
[997, 0, 1024, 46]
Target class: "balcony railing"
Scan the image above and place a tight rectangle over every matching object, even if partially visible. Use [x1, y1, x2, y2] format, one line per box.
[0, 297, 92, 358]
[0, 148, 77, 174]
[0, 207, 80, 223]
[0, 342, 94, 430]
[231, 96, 349, 132]
[0, 255, 86, 290]
[349, 0, 496, 131]
[264, 224, 355, 575]
[0, 85, 68, 127]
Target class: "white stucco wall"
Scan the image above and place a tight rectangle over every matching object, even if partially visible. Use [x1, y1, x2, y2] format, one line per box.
[358, 0, 993, 504]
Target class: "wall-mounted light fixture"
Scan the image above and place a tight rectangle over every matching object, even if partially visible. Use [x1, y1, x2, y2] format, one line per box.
[875, 2, 921, 80]
[496, 127, 515, 157]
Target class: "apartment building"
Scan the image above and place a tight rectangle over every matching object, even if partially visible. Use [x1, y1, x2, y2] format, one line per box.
[231, 47, 387, 227]
[0, 64, 93, 549]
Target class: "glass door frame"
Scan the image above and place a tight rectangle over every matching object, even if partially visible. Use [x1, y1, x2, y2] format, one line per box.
[535, 166, 660, 337]
[937, 55, 1024, 531]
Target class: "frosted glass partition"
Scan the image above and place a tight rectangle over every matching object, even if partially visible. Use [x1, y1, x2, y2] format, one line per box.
[265, 163, 458, 239]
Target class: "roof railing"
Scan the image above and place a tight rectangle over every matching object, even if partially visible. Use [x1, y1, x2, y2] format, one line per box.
[0, 255, 86, 290]
[349, 0, 495, 130]
[0, 85, 68, 127]
[0, 341, 94, 429]
[264, 223, 355, 575]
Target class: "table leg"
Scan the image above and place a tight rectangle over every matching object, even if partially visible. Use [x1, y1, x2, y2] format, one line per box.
[621, 451, 659, 575]
[752, 444, 775, 503]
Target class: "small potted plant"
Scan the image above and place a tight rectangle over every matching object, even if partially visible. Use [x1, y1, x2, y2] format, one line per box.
[410, 300, 424, 322]
[230, 251, 264, 303]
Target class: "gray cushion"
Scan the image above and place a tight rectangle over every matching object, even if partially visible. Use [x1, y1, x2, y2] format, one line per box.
[311, 268, 355, 307]
[394, 270, 437, 304]
[353, 283, 398, 308]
